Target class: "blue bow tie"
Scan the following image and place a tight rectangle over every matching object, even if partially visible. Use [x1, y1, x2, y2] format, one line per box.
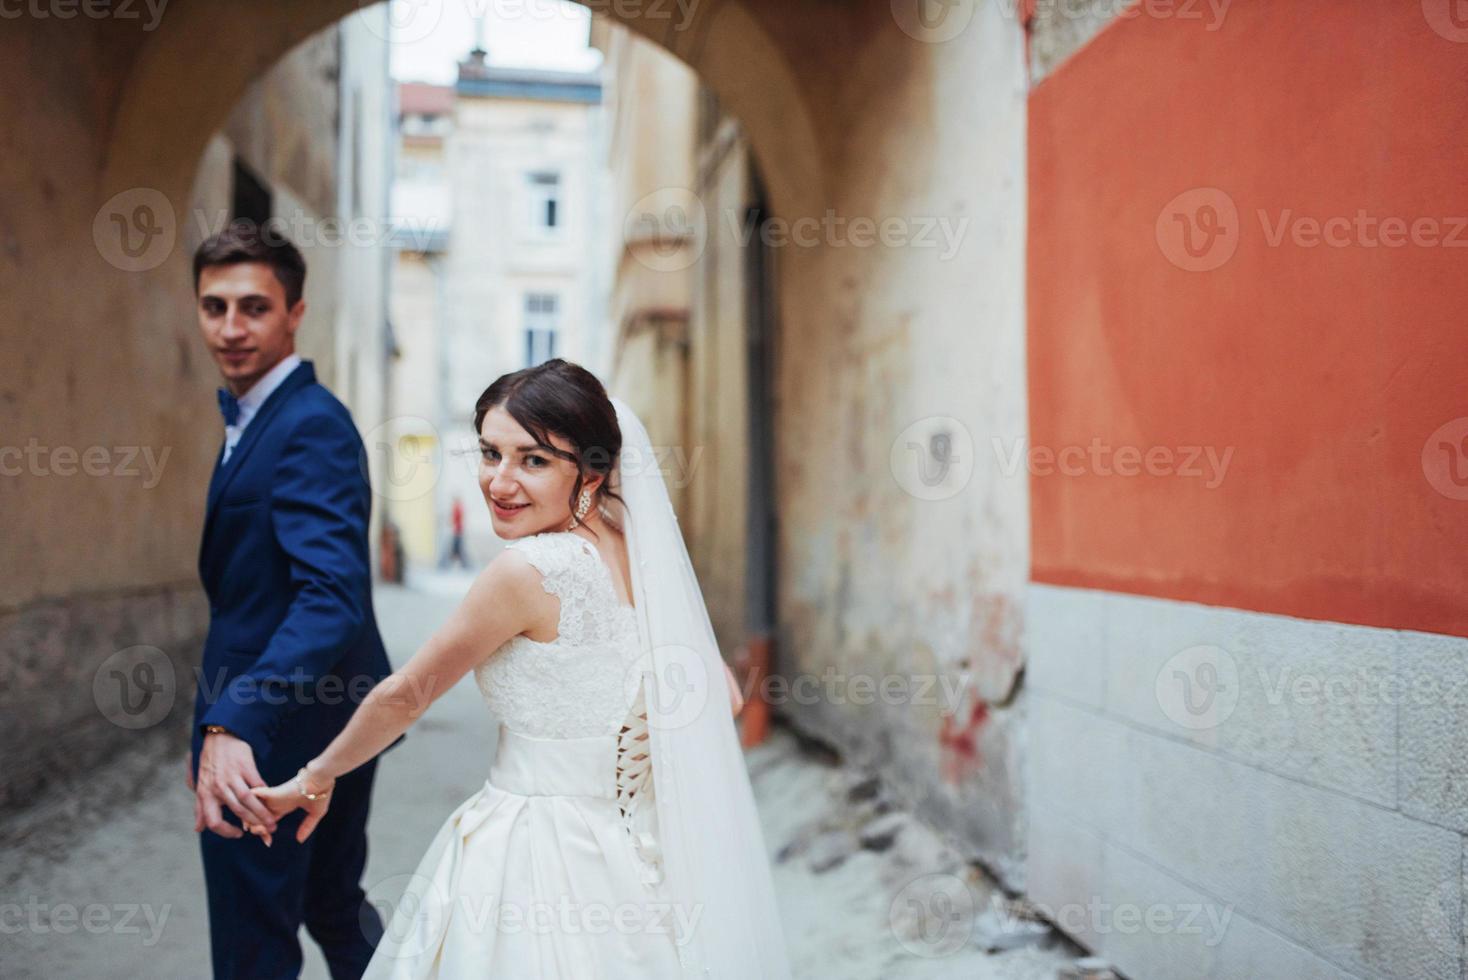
[217, 388, 241, 426]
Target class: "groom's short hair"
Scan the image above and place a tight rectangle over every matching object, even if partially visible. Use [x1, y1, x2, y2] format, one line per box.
[193, 224, 308, 308]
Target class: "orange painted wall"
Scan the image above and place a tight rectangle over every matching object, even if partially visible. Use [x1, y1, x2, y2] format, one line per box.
[1027, 2, 1468, 637]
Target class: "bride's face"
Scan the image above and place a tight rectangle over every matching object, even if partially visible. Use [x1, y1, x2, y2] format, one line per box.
[477, 404, 598, 538]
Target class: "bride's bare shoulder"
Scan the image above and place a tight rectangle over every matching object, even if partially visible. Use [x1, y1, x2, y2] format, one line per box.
[459, 543, 539, 604]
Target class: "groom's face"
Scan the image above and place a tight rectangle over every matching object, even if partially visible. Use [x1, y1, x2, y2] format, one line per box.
[478, 405, 601, 538]
[196, 262, 305, 395]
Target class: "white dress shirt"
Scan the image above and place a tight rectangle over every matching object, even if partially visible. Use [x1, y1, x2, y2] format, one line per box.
[222, 353, 302, 464]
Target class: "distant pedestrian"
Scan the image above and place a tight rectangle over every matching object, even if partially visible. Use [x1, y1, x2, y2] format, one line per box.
[442, 495, 470, 569]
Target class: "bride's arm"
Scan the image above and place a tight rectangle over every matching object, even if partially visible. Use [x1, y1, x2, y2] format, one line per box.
[250, 549, 548, 841]
[313, 549, 546, 779]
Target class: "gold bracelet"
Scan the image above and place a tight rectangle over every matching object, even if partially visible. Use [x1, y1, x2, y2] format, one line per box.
[294, 767, 333, 801]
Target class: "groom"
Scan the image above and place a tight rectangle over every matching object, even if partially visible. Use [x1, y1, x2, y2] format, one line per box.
[188, 226, 399, 979]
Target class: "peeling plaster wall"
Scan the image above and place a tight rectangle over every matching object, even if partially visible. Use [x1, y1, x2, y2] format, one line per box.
[771, 1, 1031, 886]
[0, 19, 372, 808]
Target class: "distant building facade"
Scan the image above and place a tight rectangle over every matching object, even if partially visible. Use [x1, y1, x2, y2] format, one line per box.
[386, 52, 607, 571]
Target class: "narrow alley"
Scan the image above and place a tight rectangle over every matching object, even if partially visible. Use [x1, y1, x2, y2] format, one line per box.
[3, 578, 1081, 980]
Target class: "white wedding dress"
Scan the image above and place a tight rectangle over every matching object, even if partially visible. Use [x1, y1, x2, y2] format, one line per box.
[362, 530, 689, 979]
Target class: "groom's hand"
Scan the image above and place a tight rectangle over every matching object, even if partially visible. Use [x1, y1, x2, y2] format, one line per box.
[195, 732, 278, 839]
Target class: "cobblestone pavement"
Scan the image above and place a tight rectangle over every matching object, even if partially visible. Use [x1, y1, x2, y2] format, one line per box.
[3, 577, 1085, 979]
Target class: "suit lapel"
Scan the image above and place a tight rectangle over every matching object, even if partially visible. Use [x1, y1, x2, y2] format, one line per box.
[202, 360, 316, 543]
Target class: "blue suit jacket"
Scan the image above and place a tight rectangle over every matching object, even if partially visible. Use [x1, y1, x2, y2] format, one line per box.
[192, 359, 401, 783]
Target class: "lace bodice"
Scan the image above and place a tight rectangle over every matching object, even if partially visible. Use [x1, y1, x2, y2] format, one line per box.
[474, 530, 663, 884]
[474, 531, 645, 739]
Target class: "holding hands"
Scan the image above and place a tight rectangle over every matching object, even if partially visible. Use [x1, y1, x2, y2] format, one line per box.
[248, 764, 336, 847]
[193, 731, 279, 842]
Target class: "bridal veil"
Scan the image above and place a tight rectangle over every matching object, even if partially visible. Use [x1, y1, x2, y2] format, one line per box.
[606, 395, 792, 980]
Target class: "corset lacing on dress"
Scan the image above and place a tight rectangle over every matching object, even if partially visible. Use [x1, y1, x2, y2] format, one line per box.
[615, 682, 663, 886]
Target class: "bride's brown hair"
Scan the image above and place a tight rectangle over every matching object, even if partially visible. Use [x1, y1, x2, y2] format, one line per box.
[473, 358, 624, 538]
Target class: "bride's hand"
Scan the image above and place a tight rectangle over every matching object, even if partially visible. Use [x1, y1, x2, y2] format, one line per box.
[248, 769, 335, 845]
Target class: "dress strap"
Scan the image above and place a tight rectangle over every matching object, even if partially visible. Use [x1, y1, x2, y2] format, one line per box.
[503, 532, 600, 645]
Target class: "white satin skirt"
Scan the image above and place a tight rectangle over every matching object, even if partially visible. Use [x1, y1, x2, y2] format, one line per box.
[362, 724, 691, 979]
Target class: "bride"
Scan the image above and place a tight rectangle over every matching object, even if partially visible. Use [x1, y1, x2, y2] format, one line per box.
[250, 358, 792, 978]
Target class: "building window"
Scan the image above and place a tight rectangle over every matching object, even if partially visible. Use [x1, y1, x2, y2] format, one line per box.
[524, 292, 559, 366]
[231, 158, 272, 230]
[526, 171, 561, 233]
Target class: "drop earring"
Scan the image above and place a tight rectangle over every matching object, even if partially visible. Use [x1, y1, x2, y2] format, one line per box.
[568, 489, 593, 530]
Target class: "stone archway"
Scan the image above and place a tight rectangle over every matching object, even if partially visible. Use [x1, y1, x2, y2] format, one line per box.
[5, 0, 1035, 892]
[100, 0, 824, 221]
